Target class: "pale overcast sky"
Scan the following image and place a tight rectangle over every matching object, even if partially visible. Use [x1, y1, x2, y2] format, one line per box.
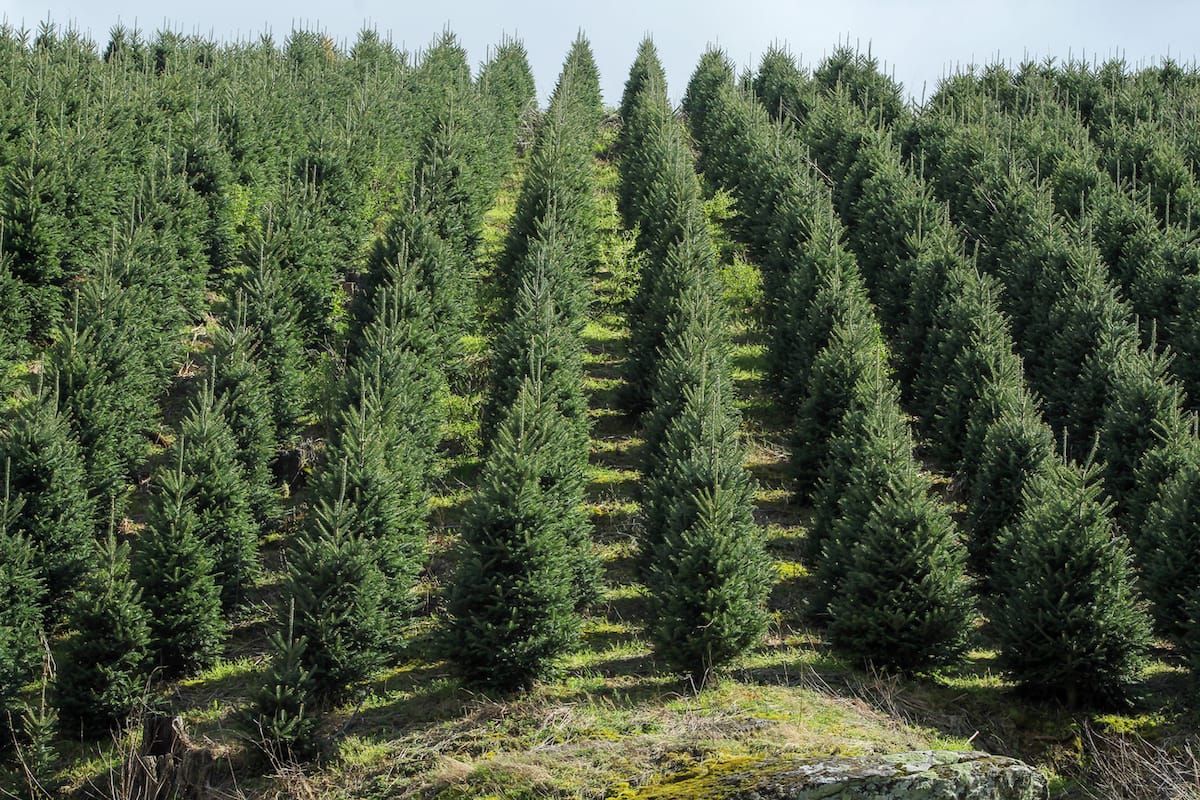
[0, 1, 1193, 104]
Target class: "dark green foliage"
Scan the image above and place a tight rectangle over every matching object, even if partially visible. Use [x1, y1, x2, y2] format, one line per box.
[308, 406, 426, 622]
[826, 459, 973, 673]
[284, 491, 388, 702]
[50, 274, 169, 507]
[133, 465, 225, 679]
[205, 321, 278, 524]
[754, 45, 813, 124]
[445, 380, 581, 691]
[0, 144, 68, 343]
[918, 264, 1028, 467]
[963, 384, 1056, 584]
[791, 280, 887, 502]
[643, 378, 771, 683]
[1097, 345, 1187, 519]
[0, 491, 44, 726]
[991, 461, 1151, 705]
[250, 627, 319, 762]
[484, 225, 591, 452]
[229, 263, 309, 445]
[554, 34, 604, 134]
[478, 37, 537, 190]
[617, 38, 666, 152]
[1143, 462, 1200, 640]
[176, 382, 260, 610]
[622, 143, 714, 414]
[809, 361, 911, 613]
[0, 389, 96, 618]
[640, 261, 732, 486]
[54, 535, 151, 739]
[368, 206, 473, 360]
[812, 47, 906, 126]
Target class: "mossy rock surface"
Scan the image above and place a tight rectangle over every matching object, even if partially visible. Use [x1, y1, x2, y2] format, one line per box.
[614, 750, 1047, 799]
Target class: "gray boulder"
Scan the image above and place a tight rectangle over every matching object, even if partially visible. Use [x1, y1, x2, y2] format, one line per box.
[627, 750, 1047, 799]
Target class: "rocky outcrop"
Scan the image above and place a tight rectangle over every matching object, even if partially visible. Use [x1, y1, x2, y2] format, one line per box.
[620, 750, 1048, 799]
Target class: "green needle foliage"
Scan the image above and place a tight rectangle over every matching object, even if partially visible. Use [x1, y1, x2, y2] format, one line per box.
[0, 387, 96, 620]
[445, 379, 581, 692]
[54, 535, 151, 739]
[991, 460, 1151, 706]
[133, 463, 226, 679]
[827, 461, 973, 673]
[0, 489, 44, 734]
[643, 378, 770, 684]
[176, 381, 261, 610]
[250, 625, 319, 762]
[283, 489, 388, 702]
[1143, 462, 1200, 640]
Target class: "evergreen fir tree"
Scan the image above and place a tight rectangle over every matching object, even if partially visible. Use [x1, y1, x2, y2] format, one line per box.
[991, 460, 1151, 705]
[133, 462, 226, 678]
[444, 379, 580, 691]
[0, 387, 96, 618]
[1142, 462, 1200, 640]
[205, 320, 278, 525]
[250, 624, 318, 762]
[808, 360, 911, 615]
[642, 379, 771, 684]
[54, 535, 151, 739]
[791, 283, 888, 503]
[0, 486, 44, 730]
[176, 381, 260, 610]
[307, 410, 425, 622]
[1097, 343, 1187, 519]
[826, 460, 973, 672]
[230, 262, 309, 445]
[284, 489, 388, 702]
[962, 383, 1057, 584]
[617, 37, 666, 157]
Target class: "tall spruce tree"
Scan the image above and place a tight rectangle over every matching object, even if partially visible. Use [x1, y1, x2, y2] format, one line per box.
[445, 379, 580, 691]
[826, 457, 973, 672]
[176, 381, 260, 610]
[991, 460, 1151, 705]
[283, 487, 388, 702]
[54, 535, 151, 739]
[1142, 462, 1200, 640]
[133, 462, 226, 678]
[962, 382, 1057, 585]
[205, 320, 278, 525]
[0, 486, 44, 733]
[0, 387, 96, 619]
[642, 378, 771, 684]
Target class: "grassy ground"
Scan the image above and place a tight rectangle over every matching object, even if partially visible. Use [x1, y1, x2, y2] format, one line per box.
[14, 130, 1200, 800]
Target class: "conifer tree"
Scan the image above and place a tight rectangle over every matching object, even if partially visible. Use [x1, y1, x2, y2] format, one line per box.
[791, 280, 887, 503]
[962, 383, 1057, 584]
[205, 320, 277, 525]
[754, 45, 813, 123]
[1142, 462, 1200, 639]
[54, 535, 151, 739]
[230, 263, 309, 445]
[284, 489, 387, 701]
[826, 457, 973, 672]
[307, 408, 425, 622]
[0, 488, 44, 729]
[991, 460, 1151, 705]
[808, 360, 911, 613]
[250, 625, 318, 762]
[445, 379, 580, 691]
[642, 378, 771, 683]
[616, 38, 666, 158]
[176, 382, 260, 609]
[478, 37, 536, 192]
[133, 463, 225, 678]
[0, 388, 96, 618]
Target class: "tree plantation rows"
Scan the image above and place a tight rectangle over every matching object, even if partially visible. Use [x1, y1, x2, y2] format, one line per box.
[1, 21, 1200, 793]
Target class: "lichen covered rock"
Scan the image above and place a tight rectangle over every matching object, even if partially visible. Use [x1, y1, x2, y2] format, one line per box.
[616, 750, 1047, 799]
